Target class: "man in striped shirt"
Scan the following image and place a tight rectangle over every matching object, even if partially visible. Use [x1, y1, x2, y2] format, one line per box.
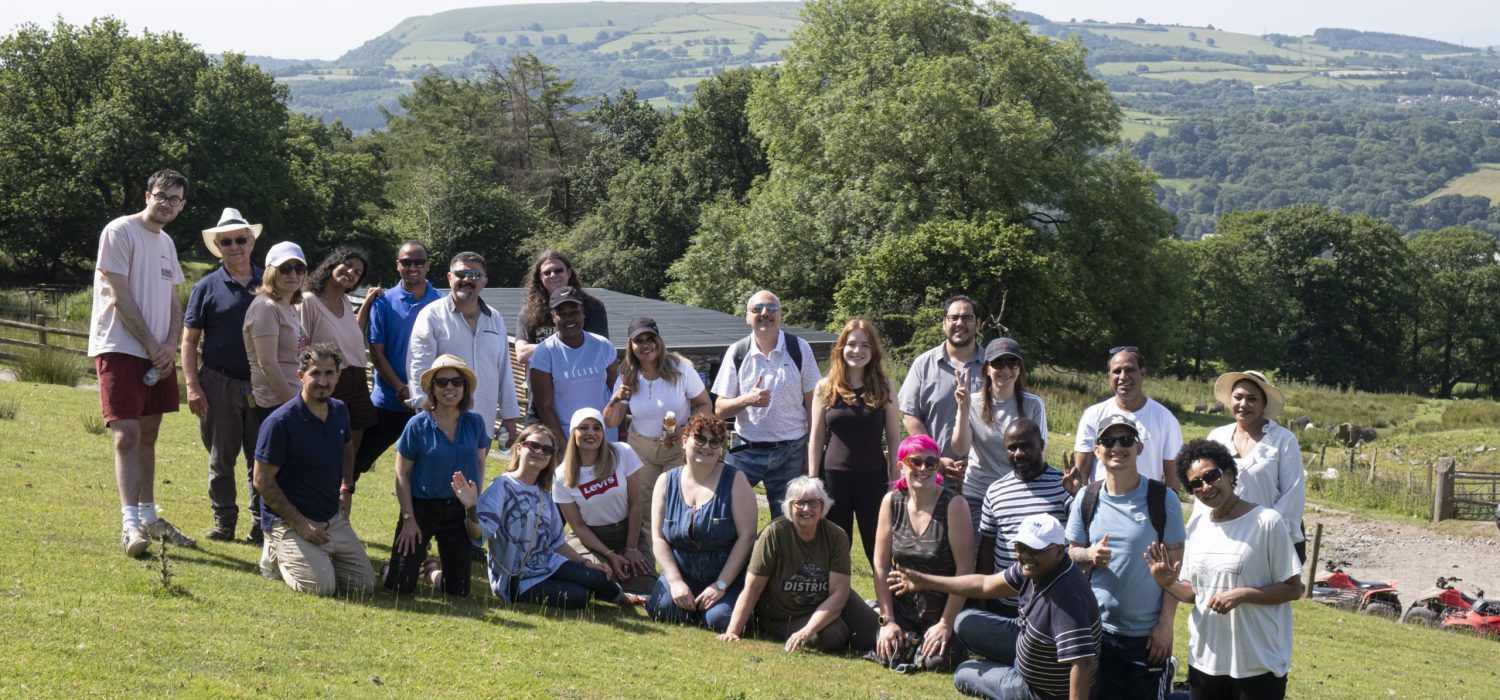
[977, 419, 1073, 617]
[890, 513, 1100, 700]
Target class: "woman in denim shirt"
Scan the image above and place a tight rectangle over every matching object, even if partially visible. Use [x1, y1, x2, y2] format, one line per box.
[647, 414, 759, 631]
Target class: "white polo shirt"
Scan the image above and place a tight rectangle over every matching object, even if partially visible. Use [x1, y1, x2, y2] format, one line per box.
[712, 331, 821, 442]
[407, 297, 519, 435]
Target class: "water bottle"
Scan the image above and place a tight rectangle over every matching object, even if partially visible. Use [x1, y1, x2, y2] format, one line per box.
[143, 367, 161, 387]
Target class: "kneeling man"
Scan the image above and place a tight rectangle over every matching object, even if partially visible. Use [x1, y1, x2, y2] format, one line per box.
[253, 343, 375, 596]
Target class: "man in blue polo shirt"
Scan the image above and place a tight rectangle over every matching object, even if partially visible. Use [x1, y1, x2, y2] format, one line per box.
[182, 208, 264, 543]
[890, 513, 1101, 700]
[1067, 414, 1185, 700]
[253, 343, 375, 596]
[351, 241, 443, 486]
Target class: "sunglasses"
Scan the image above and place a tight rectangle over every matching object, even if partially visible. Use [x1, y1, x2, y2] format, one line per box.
[1109, 345, 1139, 355]
[1187, 468, 1224, 492]
[431, 376, 465, 389]
[1097, 435, 1139, 449]
[989, 358, 1021, 369]
[749, 303, 781, 314]
[450, 269, 485, 280]
[1014, 542, 1054, 555]
[398, 258, 428, 268]
[277, 261, 306, 274]
[904, 456, 940, 471]
[520, 439, 556, 455]
[690, 434, 724, 448]
[217, 235, 249, 248]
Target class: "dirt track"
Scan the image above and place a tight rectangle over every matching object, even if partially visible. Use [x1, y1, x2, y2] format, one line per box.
[1305, 502, 1500, 606]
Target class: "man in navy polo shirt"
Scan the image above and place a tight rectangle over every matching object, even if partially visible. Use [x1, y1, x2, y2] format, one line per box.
[182, 208, 264, 543]
[253, 343, 375, 596]
[891, 513, 1101, 700]
[351, 241, 443, 487]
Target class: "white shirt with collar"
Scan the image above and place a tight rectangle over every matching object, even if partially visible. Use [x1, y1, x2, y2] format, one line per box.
[406, 296, 519, 434]
[712, 330, 821, 442]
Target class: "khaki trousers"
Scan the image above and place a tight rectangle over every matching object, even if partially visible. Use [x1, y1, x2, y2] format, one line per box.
[270, 513, 375, 597]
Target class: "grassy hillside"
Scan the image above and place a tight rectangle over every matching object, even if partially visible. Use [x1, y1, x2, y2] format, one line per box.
[1415, 163, 1500, 205]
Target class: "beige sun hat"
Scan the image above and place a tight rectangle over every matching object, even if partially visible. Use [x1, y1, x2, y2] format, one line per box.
[1213, 370, 1285, 419]
[201, 207, 264, 258]
[419, 354, 478, 397]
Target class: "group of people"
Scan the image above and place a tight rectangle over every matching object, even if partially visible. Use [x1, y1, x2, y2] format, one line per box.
[88, 170, 1310, 700]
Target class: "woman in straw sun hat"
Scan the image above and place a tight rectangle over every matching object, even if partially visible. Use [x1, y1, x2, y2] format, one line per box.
[1201, 370, 1307, 562]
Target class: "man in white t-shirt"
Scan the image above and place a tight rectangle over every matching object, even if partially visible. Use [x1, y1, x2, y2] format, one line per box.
[1072, 347, 1183, 490]
[88, 169, 194, 558]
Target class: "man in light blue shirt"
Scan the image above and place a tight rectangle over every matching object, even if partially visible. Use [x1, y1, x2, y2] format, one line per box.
[1066, 413, 1185, 700]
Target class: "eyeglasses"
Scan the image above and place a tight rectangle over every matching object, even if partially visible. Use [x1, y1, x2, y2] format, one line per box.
[217, 235, 249, 248]
[749, 303, 780, 314]
[520, 439, 556, 455]
[1109, 345, 1139, 355]
[149, 192, 186, 207]
[1097, 435, 1138, 449]
[790, 499, 824, 510]
[277, 262, 307, 275]
[398, 258, 427, 268]
[944, 314, 976, 323]
[690, 434, 725, 448]
[989, 358, 1021, 369]
[450, 269, 485, 280]
[1187, 468, 1224, 492]
[431, 376, 465, 389]
[904, 456, 940, 471]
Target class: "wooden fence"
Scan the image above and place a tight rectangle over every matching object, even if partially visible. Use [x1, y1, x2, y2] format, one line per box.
[0, 317, 93, 373]
[1432, 458, 1500, 522]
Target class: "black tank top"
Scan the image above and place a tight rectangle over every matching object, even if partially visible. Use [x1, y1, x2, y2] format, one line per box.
[890, 488, 957, 627]
[821, 386, 885, 473]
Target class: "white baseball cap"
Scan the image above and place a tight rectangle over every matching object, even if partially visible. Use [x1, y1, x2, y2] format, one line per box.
[1013, 513, 1066, 549]
[265, 241, 306, 269]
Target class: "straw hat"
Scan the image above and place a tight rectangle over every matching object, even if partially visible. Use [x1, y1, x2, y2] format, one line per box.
[1213, 370, 1285, 419]
[419, 354, 478, 397]
[201, 208, 263, 258]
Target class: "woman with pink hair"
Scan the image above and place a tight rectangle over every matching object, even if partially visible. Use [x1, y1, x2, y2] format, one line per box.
[866, 435, 974, 672]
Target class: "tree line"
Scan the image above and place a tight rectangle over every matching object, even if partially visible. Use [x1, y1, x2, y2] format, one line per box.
[3, 2, 1499, 397]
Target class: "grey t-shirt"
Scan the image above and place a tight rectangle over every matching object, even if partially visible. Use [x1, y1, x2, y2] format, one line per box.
[962, 391, 1049, 502]
[897, 343, 984, 459]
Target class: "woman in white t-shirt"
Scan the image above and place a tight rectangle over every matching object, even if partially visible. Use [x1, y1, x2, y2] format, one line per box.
[1147, 439, 1303, 700]
[555, 407, 656, 597]
[603, 316, 711, 510]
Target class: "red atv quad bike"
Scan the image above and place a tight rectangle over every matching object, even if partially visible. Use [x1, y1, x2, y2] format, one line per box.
[1310, 559, 1402, 618]
[1402, 576, 1500, 636]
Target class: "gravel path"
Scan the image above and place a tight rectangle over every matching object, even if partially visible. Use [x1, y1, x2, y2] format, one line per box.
[1305, 502, 1500, 605]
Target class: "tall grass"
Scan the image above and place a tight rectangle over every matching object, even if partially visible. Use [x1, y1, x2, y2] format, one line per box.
[16, 348, 86, 386]
[1441, 401, 1500, 429]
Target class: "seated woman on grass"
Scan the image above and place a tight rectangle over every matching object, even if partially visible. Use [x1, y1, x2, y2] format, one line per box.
[555, 407, 656, 597]
[453, 424, 640, 609]
[718, 476, 880, 654]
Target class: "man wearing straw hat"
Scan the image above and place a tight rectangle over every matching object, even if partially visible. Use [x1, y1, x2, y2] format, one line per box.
[182, 207, 263, 543]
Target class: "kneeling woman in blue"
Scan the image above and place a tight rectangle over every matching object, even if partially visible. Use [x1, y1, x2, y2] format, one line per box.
[452, 424, 636, 609]
[647, 413, 759, 631]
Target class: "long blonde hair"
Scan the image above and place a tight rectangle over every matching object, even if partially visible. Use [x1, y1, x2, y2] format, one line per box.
[507, 424, 561, 492]
[818, 318, 891, 409]
[560, 418, 618, 489]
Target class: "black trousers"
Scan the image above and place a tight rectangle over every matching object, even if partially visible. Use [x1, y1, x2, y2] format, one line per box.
[1188, 666, 1287, 700]
[353, 407, 415, 483]
[384, 497, 473, 597]
[822, 468, 887, 566]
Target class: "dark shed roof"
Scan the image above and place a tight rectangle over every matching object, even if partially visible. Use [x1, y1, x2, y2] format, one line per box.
[477, 287, 837, 357]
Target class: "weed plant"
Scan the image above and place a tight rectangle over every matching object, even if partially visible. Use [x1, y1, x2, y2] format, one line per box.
[16, 348, 85, 386]
[79, 413, 105, 435]
[0, 398, 16, 420]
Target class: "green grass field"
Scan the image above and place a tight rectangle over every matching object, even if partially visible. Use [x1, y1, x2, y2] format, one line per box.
[4, 379, 1500, 697]
[1415, 163, 1500, 205]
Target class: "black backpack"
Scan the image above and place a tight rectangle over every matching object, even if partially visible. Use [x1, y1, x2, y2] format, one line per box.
[728, 332, 804, 375]
[1079, 478, 1168, 545]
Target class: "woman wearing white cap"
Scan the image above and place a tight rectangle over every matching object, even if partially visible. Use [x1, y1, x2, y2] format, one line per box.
[555, 407, 655, 597]
[242, 240, 309, 554]
[384, 354, 490, 597]
[1203, 370, 1306, 561]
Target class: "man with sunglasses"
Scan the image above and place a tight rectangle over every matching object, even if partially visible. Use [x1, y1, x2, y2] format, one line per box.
[89, 169, 193, 557]
[407, 252, 519, 449]
[897, 296, 985, 487]
[1072, 347, 1183, 491]
[183, 208, 264, 542]
[352, 241, 444, 484]
[712, 290, 821, 519]
[1066, 414, 1185, 700]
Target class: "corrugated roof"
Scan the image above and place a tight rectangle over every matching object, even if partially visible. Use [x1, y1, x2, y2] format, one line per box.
[477, 288, 837, 356]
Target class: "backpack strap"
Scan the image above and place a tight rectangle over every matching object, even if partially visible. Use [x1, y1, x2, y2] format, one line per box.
[731, 333, 803, 374]
[1080, 480, 1103, 543]
[729, 336, 752, 376]
[1146, 478, 1167, 544]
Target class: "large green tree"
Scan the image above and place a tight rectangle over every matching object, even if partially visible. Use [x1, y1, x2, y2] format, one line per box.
[1405, 227, 1500, 396]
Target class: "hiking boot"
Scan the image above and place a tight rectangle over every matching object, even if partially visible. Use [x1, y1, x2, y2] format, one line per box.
[145, 518, 198, 549]
[121, 526, 150, 558]
[245, 525, 264, 546]
[203, 525, 235, 542]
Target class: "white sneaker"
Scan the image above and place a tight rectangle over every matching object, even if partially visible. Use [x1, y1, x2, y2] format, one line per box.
[120, 526, 150, 558]
[259, 539, 281, 580]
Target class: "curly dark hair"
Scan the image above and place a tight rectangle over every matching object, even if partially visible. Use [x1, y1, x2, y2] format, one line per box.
[520, 250, 599, 333]
[1174, 438, 1237, 489]
[305, 247, 369, 295]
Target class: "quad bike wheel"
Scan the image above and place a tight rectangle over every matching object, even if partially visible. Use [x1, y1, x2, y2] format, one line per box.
[1401, 607, 1440, 627]
[1363, 601, 1400, 619]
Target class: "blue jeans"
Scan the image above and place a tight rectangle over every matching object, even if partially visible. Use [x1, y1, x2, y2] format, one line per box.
[646, 574, 743, 632]
[516, 560, 623, 610]
[727, 436, 807, 519]
[953, 609, 1030, 700]
[1100, 631, 1173, 700]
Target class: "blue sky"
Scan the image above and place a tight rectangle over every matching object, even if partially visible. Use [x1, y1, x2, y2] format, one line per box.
[3, 1, 1495, 60]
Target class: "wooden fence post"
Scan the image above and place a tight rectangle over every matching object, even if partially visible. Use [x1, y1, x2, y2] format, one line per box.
[37, 314, 48, 347]
[1304, 523, 1323, 598]
[1432, 457, 1456, 523]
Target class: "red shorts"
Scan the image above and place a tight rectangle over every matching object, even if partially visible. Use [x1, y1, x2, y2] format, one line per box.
[96, 352, 180, 423]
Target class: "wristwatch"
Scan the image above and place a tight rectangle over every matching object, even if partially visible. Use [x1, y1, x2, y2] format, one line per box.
[712, 579, 728, 592]
[878, 613, 892, 626]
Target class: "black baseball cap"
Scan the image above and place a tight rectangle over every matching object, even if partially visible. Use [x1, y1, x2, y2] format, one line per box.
[628, 316, 659, 340]
[548, 286, 584, 309]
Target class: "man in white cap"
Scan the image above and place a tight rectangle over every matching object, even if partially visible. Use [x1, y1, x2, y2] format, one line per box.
[889, 513, 1101, 700]
[182, 208, 263, 542]
[88, 169, 194, 557]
